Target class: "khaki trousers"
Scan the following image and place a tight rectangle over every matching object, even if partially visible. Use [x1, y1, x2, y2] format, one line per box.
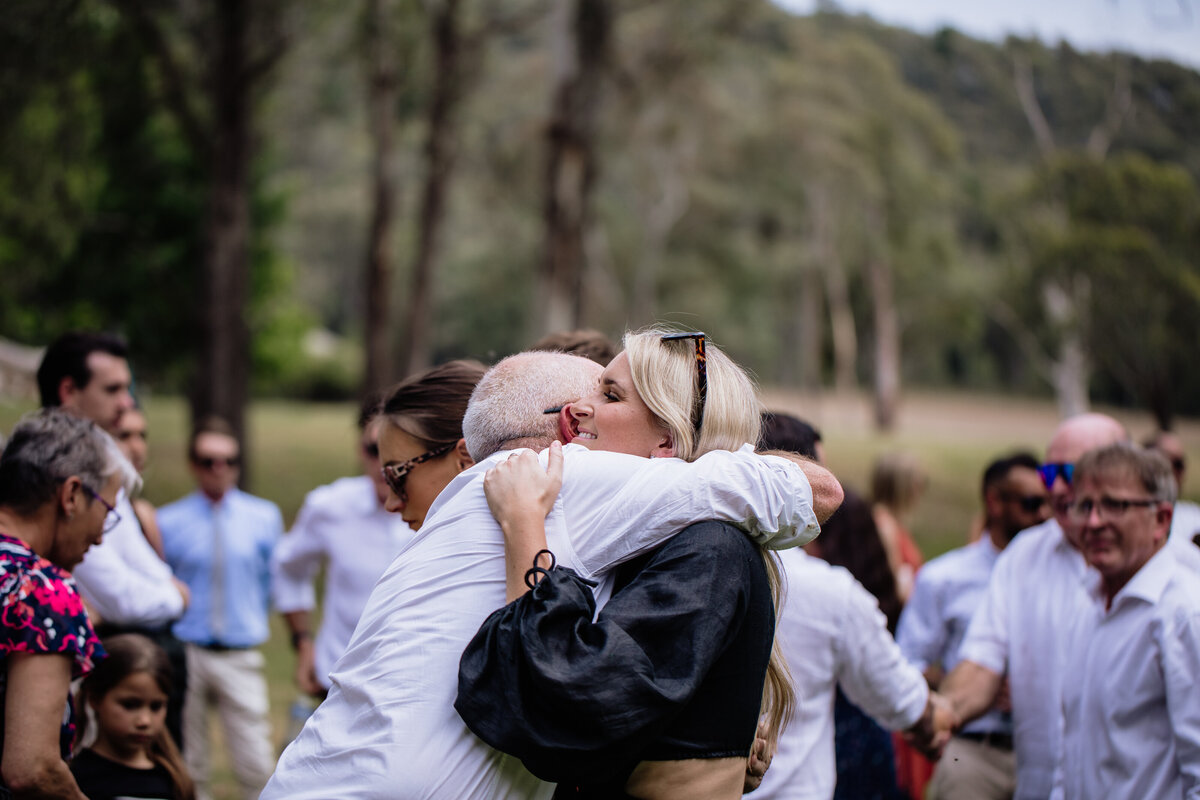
[929, 736, 1016, 800]
[183, 644, 275, 800]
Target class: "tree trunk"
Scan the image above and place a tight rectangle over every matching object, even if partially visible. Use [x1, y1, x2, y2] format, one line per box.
[796, 264, 822, 389]
[398, 0, 463, 377]
[1042, 279, 1090, 418]
[539, 0, 609, 336]
[865, 207, 899, 430]
[362, 0, 401, 395]
[194, 0, 252, 469]
[813, 191, 856, 392]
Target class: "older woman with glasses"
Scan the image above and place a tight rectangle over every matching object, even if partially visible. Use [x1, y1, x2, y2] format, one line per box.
[0, 410, 138, 798]
[457, 326, 833, 800]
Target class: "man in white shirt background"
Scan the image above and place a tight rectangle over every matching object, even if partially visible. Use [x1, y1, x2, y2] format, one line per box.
[36, 331, 190, 744]
[1143, 429, 1200, 547]
[1055, 442, 1200, 800]
[897, 452, 1048, 799]
[271, 394, 414, 698]
[754, 412, 952, 800]
[939, 412, 1126, 800]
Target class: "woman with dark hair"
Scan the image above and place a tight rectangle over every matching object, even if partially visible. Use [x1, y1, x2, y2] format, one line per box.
[0, 410, 139, 798]
[376, 360, 488, 531]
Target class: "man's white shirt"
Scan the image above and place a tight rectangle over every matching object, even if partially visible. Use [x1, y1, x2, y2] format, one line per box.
[270, 475, 413, 688]
[1170, 499, 1200, 548]
[754, 548, 927, 800]
[73, 489, 184, 627]
[897, 532, 1010, 736]
[262, 443, 817, 800]
[957, 518, 1092, 800]
[1055, 543, 1200, 800]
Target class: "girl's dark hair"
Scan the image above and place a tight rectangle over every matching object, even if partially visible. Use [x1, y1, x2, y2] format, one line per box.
[382, 360, 488, 448]
[816, 488, 903, 633]
[77, 634, 195, 800]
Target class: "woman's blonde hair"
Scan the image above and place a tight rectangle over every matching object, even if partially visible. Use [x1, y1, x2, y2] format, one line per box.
[623, 325, 794, 746]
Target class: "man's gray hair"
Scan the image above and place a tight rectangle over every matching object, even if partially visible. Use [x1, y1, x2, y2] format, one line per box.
[1075, 442, 1178, 505]
[463, 351, 602, 461]
[0, 409, 140, 516]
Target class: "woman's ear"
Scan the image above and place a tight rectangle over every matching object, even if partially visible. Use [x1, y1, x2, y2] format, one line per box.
[454, 438, 475, 472]
[59, 476, 84, 520]
[650, 429, 676, 459]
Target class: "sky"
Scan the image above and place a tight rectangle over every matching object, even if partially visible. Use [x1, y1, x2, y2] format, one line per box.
[776, 0, 1200, 70]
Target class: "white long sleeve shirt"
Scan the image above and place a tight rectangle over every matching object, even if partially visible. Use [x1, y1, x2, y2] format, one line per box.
[897, 533, 1010, 736]
[72, 490, 185, 628]
[270, 475, 413, 688]
[1056, 543, 1200, 800]
[755, 548, 928, 800]
[262, 443, 818, 800]
[958, 519, 1092, 800]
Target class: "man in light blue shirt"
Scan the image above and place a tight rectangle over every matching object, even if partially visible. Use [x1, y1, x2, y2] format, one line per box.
[160, 416, 282, 800]
[897, 453, 1048, 800]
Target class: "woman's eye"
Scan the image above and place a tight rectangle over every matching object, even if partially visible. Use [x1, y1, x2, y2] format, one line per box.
[603, 392, 619, 402]
[149, 701, 166, 712]
[119, 700, 141, 711]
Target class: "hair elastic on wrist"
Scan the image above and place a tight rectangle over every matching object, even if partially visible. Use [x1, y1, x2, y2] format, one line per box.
[524, 549, 557, 590]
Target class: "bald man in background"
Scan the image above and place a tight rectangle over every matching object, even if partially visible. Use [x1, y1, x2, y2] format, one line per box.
[939, 413, 1127, 800]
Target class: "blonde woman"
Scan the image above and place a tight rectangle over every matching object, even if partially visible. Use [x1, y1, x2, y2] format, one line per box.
[458, 327, 820, 800]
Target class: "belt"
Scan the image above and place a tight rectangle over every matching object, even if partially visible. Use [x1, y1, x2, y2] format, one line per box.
[194, 641, 252, 652]
[956, 730, 1014, 751]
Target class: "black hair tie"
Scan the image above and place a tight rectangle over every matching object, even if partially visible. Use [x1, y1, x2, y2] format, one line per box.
[524, 549, 557, 590]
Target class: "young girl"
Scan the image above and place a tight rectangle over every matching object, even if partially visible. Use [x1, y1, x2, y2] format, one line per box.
[71, 634, 195, 800]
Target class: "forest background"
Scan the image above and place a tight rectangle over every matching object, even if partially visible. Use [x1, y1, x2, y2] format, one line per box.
[5, 0, 1200, 438]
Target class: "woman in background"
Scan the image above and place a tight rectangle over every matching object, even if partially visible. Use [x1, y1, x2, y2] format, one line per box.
[0, 410, 138, 798]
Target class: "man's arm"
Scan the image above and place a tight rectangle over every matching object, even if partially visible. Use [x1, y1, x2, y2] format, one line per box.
[758, 450, 843, 523]
[1163, 606, 1200, 797]
[73, 514, 185, 626]
[938, 660, 1004, 727]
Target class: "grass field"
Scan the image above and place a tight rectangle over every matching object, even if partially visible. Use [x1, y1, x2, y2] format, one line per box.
[2, 390, 1197, 798]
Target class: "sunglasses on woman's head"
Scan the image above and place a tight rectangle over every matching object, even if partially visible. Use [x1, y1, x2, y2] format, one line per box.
[661, 332, 708, 433]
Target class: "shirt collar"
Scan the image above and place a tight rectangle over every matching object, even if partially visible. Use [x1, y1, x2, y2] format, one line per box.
[1101, 542, 1176, 610]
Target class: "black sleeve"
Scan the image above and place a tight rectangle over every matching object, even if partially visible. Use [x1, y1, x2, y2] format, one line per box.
[454, 521, 756, 784]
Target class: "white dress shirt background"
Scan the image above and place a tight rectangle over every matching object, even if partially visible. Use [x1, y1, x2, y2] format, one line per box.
[755, 548, 927, 800]
[1056, 543, 1200, 800]
[957, 518, 1092, 800]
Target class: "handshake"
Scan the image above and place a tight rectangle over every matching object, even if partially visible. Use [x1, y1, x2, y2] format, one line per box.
[904, 690, 961, 758]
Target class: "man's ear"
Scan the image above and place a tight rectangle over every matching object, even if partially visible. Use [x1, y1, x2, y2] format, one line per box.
[454, 438, 475, 472]
[651, 429, 676, 459]
[57, 376, 79, 407]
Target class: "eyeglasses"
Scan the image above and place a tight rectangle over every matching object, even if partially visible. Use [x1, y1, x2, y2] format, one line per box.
[381, 442, 456, 501]
[83, 484, 122, 534]
[661, 332, 708, 433]
[1037, 462, 1074, 490]
[1003, 493, 1047, 513]
[1067, 496, 1160, 523]
[194, 455, 240, 470]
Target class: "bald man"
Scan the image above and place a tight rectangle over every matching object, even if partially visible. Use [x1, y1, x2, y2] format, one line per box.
[939, 413, 1127, 800]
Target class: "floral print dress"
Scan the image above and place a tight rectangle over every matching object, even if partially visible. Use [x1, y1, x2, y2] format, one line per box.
[0, 533, 105, 759]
